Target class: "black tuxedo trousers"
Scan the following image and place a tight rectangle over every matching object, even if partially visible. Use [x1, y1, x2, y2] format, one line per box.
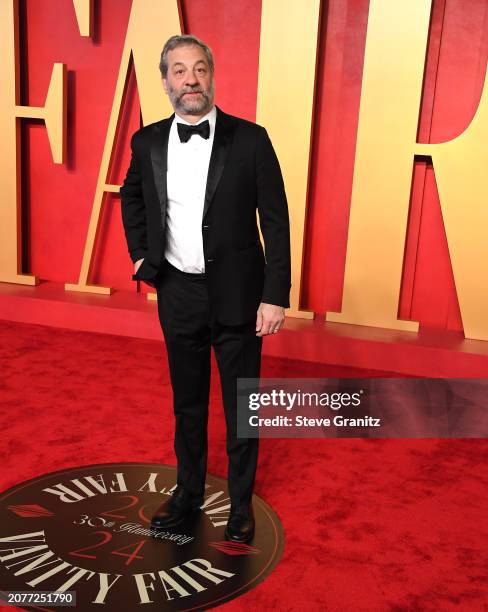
[156, 260, 261, 507]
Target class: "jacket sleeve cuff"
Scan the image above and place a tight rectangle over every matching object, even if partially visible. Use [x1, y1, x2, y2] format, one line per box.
[261, 283, 291, 308]
[129, 249, 148, 264]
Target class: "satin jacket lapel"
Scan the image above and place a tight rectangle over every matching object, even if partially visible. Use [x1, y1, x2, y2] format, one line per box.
[203, 107, 234, 220]
[150, 115, 173, 229]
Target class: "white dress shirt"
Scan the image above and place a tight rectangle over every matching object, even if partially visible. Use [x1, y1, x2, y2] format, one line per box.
[164, 105, 217, 273]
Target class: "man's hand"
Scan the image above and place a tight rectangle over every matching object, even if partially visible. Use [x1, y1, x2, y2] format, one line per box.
[255, 303, 285, 337]
[134, 258, 144, 273]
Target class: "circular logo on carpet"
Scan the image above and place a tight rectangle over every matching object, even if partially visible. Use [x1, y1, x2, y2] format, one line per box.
[0, 463, 284, 611]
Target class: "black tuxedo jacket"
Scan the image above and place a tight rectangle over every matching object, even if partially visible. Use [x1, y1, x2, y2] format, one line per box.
[120, 106, 291, 325]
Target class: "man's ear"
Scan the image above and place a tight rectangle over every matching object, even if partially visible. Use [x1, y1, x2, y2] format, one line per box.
[162, 77, 168, 94]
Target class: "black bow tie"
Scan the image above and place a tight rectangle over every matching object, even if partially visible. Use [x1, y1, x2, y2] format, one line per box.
[177, 120, 210, 143]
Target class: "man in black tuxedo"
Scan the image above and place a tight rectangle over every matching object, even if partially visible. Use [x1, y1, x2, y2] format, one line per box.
[120, 34, 290, 542]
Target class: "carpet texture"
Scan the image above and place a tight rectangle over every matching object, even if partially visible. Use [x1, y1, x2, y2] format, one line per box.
[1, 319, 487, 611]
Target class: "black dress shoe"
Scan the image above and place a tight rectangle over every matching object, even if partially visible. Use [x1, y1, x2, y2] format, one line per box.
[224, 504, 255, 543]
[151, 487, 203, 529]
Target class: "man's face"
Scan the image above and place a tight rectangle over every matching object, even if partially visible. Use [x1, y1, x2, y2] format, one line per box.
[163, 44, 214, 115]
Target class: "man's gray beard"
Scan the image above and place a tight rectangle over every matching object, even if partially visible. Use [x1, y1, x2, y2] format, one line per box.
[169, 82, 215, 115]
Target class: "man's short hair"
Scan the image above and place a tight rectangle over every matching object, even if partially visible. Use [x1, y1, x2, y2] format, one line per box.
[159, 34, 214, 78]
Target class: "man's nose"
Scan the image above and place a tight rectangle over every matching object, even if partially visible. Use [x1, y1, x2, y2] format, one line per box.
[184, 73, 198, 86]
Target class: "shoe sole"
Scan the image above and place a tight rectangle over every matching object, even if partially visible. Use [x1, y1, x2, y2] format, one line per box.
[224, 526, 255, 543]
[150, 506, 201, 530]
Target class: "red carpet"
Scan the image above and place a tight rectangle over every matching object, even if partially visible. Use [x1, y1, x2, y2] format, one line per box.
[1, 319, 487, 611]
